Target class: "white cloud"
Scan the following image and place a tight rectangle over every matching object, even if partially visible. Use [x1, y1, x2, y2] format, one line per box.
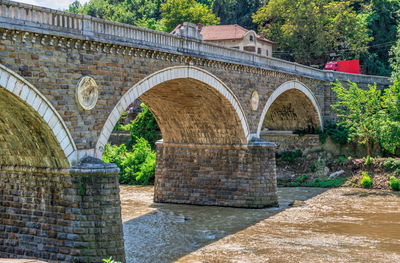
[15, 0, 89, 11]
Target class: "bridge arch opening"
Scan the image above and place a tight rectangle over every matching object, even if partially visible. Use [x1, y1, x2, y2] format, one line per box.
[0, 64, 74, 168]
[257, 81, 323, 137]
[96, 66, 250, 154]
[96, 66, 276, 209]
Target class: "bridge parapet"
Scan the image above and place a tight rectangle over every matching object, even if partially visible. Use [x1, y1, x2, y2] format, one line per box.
[0, 0, 390, 85]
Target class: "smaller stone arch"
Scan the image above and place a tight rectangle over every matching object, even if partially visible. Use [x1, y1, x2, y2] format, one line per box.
[0, 64, 77, 166]
[96, 66, 251, 157]
[257, 80, 323, 137]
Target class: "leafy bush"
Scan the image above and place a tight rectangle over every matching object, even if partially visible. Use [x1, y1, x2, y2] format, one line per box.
[359, 172, 373, 188]
[383, 158, 400, 171]
[113, 111, 129, 131]
[319, 121, 350, 145]
[388, 176, 400, 191]
[295, 175, 308, 183]
[276, 150, 302, 163]
[127, 104, 161, 149]
[337, 155, 346, 165]
[364, 156, 374, 165]
[102, 138, 156, 185]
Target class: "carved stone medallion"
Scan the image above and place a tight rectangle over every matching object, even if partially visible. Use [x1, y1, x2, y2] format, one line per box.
[76, 76, 98, 110]
[250, 90, 259, 111]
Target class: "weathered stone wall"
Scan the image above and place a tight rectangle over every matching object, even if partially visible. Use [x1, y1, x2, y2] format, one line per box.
[154, 142, 278, 208]
[261, 134, 320, 153]
[0, 159, 125, 263]
[108, 131, 131, 146]
[0, 30, 389, 154]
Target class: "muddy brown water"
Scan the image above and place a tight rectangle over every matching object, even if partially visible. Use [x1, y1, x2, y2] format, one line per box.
[121, 186, 400, 263]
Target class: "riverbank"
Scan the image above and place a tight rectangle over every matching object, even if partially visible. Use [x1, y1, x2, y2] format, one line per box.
[121, 185, 400, 263]
[276, 149, 400, 191]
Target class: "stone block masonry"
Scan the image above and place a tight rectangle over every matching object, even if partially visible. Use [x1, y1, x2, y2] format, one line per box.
[154, 141, 278, 208]
[0, 157, 125, 263]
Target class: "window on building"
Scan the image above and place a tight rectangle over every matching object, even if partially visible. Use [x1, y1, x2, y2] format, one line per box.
[249, 35, 254, 41]
[244, 46, 256, 52]
[257, 48, 262, 54]
[266, 50, 269, 56]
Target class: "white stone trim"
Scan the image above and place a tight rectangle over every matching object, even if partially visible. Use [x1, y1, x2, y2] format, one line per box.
[95, 66, 250, 157]
[0, 64, 77, 166]
[256, 80, 323, 137]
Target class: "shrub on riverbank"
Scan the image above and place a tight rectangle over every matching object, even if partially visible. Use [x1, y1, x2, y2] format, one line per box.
[388, 176, 400, 191]
[102, 138, 156, 185]
[359, 172, 373, 188]
[276, 149, 400, 191]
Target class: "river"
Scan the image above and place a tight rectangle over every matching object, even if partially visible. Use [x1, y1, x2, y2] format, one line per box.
[121, 186, 400, 263]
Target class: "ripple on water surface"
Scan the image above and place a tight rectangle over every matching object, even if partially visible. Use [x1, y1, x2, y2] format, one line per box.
[121, 186, 327, 263]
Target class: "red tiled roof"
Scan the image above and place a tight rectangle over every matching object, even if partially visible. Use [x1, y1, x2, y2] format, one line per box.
[199, 24, 275, 45]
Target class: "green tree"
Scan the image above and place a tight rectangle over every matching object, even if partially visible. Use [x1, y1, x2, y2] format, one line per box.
[211, 0, 265, 30]
[102, 138, 156, 185]
[253, 0, 372, 65]
[331, 81, 400, 155]
[67, 0, 166, 29]
[128, 104, 161, 149]
[379, 80, 400, 153]
[362, 0, 400, 76]
[160, 0, 220, 32]
[391, 25, 400, 80]
[332, 81, 382, 156]
[67, 0, 82, 13]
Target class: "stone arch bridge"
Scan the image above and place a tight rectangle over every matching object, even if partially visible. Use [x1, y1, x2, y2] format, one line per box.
[0, 1, 389, 262]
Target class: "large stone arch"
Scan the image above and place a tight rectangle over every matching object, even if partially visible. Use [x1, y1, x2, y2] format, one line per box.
[96, 66, 250, 156]
[257, 80, 323, 137]
[0, 64, 76, 167]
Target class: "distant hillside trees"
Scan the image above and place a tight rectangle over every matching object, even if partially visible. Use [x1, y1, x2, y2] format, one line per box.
[253, 0, 372, 65]
[160, 0, 220, 32]
[362, 0, 400, 76]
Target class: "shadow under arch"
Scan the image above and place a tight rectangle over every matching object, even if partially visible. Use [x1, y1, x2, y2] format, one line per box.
[257, 80, 323, 137]
[0, 64, 76, 168]
[96, 66, 250, 157]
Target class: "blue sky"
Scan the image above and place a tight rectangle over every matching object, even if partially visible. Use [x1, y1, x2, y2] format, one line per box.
[16, 0, 89, 11]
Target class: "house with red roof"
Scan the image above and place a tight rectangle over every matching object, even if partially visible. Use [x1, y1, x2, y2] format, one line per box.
[172, 23, 275, 57]
[198, 24, 275, 57]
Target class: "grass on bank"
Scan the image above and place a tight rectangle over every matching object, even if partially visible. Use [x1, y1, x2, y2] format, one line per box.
[278, 177, 348, 188]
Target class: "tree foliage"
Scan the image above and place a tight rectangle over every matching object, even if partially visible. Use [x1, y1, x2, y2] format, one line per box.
[362, 0, 400, 76]
[331, 81, 400, 156]
[127, 103, 161, 149]
[253, 0, 372, 65]
[211, 0, 265, 30]
[102, 138, 156, 185]
[67, 0, 165, 29]
[160, 0, 220, 32]
[391, 24, 400, 80]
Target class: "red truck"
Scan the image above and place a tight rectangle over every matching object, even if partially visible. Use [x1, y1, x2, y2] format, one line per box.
[323, 60, 360, 74]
